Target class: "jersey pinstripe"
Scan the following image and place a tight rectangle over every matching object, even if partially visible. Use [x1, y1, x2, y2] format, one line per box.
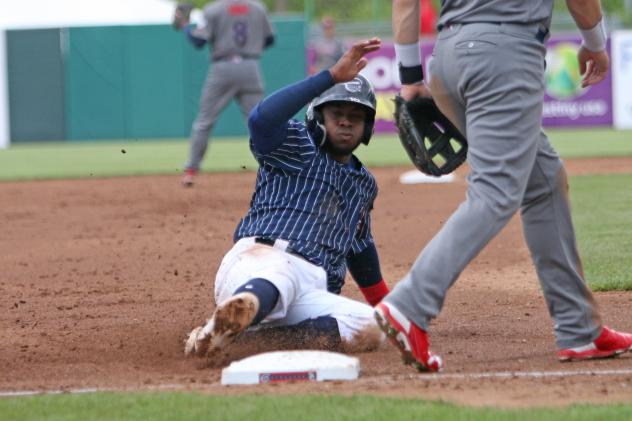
[234, 120, 378, 293]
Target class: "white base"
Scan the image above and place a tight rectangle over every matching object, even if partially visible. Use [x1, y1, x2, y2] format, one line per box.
[399, 169, 456, 184]
[221, 350, 360, 385]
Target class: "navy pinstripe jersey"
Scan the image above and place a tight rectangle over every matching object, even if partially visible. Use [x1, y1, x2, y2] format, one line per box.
[234, 120, 378, 293]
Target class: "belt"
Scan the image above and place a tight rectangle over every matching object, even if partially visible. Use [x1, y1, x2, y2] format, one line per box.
[213, 54, 259, 63]
[438, 22, 549, 44]
[254, 237, 308, 261]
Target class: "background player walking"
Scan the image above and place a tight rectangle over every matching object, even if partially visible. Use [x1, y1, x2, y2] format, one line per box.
[175, 0, 275, 187]
[376, 0, 632, 372]
[184, 38, 392, 359]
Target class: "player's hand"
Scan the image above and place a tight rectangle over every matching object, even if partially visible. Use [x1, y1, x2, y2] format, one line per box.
[329, 38, 381, 83]
[400, 83, 431, 101]
[578, 46, 609, 88]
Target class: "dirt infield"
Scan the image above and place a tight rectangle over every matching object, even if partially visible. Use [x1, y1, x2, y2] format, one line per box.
[2, 157, 632, 408]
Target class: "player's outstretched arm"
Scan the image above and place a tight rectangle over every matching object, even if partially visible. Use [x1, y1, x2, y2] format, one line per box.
[566, 0, 609, 87]
[329, 38, 381, 83]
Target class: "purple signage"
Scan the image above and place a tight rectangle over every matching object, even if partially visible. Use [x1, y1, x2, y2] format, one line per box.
[543, 36, 613, 127]
[308, 36, 613, 130]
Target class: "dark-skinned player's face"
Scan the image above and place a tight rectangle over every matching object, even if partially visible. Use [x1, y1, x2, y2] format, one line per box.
[321, 102, 367, 160]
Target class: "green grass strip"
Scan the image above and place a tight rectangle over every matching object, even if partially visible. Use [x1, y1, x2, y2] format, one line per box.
[544, 128, 632, 158]
[0, 138, 256, 181]
[1, 393, 632, 421]
[1, 129, 631, 181]
[571, 173, 632, 291]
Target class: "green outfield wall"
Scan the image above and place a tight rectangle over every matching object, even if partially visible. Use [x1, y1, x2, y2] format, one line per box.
[7, 18, 305, 142]
[7, 29, 65, 142]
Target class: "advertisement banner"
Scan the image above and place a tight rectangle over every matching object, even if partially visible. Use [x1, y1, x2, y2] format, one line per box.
[612, 31, 632, 129]
[308, 35, 613, 132]
[543, 36, 613, 127]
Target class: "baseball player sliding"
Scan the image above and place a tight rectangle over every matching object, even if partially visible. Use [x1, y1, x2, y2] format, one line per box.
[375, 0, 632, 373]
[173, 1, 275, 187]
[185, 38, 391, 358]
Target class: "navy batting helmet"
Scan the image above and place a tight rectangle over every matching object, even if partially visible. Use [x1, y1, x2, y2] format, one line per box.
[306, 74, 377, 146]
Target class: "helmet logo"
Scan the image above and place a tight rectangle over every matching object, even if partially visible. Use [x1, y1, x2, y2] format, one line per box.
[344, 79, 362, 93]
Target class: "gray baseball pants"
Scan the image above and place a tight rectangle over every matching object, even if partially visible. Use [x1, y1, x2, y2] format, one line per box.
[386, 22, 601, 349]
[185, 59, 264, 171]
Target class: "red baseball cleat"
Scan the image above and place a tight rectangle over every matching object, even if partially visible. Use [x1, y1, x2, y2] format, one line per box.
[558, 326, 632, 362]
[374, 302, 444, 372]
[181, 168, 197, 187]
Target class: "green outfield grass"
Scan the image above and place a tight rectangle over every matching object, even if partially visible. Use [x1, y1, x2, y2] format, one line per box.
[0, 128, 631, 181]
[0, 137, 256, 181]
[571, 173, 632, 291]
[1, 392, 632, 421]
[542, 128, 632, 158]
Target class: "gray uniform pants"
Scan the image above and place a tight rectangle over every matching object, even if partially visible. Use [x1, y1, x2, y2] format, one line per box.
[387, 23, 601, 349]
[185, 59, 264, 171]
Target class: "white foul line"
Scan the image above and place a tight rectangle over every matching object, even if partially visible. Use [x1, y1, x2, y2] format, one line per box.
[375, 368, 632, 382]
[2, 368, 632, 397]
[0, 383, 187, 398]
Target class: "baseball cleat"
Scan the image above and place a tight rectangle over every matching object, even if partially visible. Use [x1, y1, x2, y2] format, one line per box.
[184, 292, 259, 357]
[557, 326, 632, 362]
[181, 168, 197, 187]
[184, 326, 207, 357]
[374, 302, 443, 372]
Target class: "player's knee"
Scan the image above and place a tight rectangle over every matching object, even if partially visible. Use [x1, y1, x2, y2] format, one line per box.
[471, 185, 523, 220]
[192, 120, 214, 132]
[234, 278, 280, 326]
[292, 316, 342, 348]
[555, 166, 570, 196]
[292, 314, 383, 353]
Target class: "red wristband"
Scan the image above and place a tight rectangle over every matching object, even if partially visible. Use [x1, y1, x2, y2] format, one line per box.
[359, 280, 390, 307]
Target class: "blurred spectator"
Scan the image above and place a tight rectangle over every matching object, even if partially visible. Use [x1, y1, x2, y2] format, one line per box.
[420, 0, 438, 35]
[310, 16, 345, 74]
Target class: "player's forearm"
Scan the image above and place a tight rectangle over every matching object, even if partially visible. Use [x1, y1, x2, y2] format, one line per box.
[347, 243, 389, 306]
[393, 0, 424, 85]
[347, 243, 382, 286]
[393, 0, 420, 44]
[566, 0, 607, 54]
[566, 0, 603, 29]
[252, 70, 334, 125]
[248, 70, 335, 153]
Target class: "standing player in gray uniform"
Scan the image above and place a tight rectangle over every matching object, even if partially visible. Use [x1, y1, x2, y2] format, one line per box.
[179, 0, 275, 187]
[375, 0, 632, 372]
